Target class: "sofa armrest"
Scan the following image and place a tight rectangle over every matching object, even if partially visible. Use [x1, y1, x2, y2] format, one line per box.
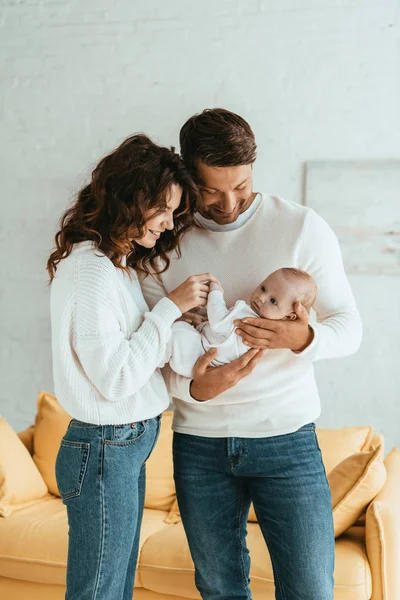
[17, 425, 35, 455]
[366, 448, 400, 600]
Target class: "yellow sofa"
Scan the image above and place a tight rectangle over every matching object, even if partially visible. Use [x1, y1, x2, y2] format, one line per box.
[0, 391, 399, 600]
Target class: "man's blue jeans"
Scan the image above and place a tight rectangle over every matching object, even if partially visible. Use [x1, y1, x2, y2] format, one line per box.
[55, 415, 161, 600]
[173, 423, 334, 600]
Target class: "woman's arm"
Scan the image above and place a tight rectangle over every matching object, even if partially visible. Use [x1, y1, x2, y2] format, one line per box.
[74, 259, 181, 402]
[141, 270, 204, 402]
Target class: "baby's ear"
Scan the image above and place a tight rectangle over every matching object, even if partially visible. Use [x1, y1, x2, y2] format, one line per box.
[287, 312, 297, 321]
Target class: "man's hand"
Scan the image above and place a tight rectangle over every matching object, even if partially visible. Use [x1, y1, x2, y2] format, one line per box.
[190, 347, 264, 402]
[234, 302, 314, 352]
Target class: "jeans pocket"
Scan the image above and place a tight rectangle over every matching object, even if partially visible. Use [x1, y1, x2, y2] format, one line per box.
[105, 420, 148, 446]
[145, 415, 162, 462]
[297, 422, 316, 432]
[55, 440, 90, 501]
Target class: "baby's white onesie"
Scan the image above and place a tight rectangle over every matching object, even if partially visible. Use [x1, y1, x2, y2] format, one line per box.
[162, 290, 258, 378]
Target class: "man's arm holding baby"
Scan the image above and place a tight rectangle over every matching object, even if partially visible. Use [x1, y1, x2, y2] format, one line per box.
[235, 210, 362, 360]
[140, 272, 264, 402]
[235, 301, 314, 352]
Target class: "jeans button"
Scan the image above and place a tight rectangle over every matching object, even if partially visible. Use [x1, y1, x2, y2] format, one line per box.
[131, 423, 136, 429]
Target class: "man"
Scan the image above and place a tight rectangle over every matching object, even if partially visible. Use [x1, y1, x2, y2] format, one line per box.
[141, 108, 362, 600]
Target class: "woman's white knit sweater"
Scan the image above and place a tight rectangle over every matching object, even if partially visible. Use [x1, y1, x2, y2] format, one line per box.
[50, 241, 181, 425]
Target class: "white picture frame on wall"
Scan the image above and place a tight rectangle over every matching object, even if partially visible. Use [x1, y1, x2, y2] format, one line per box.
[303, 160, 400, 275]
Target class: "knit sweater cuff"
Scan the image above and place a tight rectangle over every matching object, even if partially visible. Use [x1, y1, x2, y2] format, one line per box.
[151, 297, 182, 327]
[292, 324, 319, 359]
[174, 377, 213, 405]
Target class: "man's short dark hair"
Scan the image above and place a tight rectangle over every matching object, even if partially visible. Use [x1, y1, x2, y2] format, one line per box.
[179, 108, 257, 177]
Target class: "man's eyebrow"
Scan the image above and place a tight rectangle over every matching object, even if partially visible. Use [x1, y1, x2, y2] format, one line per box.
[199, 178, 249, 192]
[199, 184, 219, 191]
[235, 178, 249, 188]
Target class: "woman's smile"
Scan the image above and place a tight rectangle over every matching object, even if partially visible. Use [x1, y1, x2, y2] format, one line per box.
[148, 229, 162, 239]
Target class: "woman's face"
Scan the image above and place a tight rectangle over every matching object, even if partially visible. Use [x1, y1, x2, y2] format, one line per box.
[134, 184, 183, 248]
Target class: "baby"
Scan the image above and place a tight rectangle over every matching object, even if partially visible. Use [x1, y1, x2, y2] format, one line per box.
[161, 268, 317, 378]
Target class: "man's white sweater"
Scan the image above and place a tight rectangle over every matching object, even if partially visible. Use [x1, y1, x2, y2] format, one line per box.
[141, 194, 362, 438]
[50, 241, 181, 425]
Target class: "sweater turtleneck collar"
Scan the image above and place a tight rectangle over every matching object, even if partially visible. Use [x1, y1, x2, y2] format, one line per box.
[194, 193, 261, 232]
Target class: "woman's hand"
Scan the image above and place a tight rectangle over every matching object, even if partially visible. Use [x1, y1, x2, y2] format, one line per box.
[168, 273, 217, 314]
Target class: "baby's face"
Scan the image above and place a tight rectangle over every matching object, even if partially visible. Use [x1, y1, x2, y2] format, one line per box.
[249, 271, 302, 320]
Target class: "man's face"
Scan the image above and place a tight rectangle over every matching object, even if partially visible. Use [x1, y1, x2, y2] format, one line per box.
[196, 161, 257, 225]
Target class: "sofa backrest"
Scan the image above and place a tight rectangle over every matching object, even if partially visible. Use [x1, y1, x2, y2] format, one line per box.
[19, 391, 384, 517]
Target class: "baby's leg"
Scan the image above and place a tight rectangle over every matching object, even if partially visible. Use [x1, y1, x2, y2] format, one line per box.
[169, 321, 204, 378]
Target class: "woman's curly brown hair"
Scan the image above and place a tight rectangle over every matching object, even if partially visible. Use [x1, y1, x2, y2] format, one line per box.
[47, 134, 199, 282]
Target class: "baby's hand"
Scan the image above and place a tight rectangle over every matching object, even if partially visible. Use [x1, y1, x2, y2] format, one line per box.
[178, 311, 207, 327]
[209, 281, 224, 293]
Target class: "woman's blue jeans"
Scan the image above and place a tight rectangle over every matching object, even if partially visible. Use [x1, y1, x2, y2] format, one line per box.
[55, 415, 161, 600]
[173, 423, 335, 600]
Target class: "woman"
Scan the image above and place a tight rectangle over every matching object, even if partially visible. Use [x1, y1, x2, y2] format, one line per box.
[47, 134, 216, 600]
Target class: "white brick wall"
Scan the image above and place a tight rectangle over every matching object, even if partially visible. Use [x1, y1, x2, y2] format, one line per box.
[1, 0, 399, 450]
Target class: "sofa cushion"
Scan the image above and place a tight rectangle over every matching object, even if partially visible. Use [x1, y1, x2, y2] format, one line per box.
[317, 426, 375, 474]
[144, 412, 176, 512]
[0, 579, 186, 600]
[32, 391, 71, 497]
[329, 444, 386, 537]
[17, 425, 35, 455]
[0, 496, 171, 588]
[164, 498, 181, 524]
[140, 521, 371, 599]
[0, 417, 49, 517]
[0, 580, 187, 600]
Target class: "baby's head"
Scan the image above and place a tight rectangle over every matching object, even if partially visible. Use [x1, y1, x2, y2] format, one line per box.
[249, 268, 317, 320]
